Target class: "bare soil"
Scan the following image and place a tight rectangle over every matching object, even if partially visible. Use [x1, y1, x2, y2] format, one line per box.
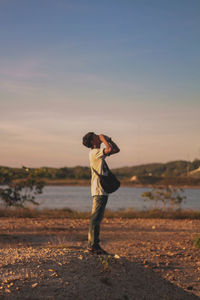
[0, 217, 199, 300]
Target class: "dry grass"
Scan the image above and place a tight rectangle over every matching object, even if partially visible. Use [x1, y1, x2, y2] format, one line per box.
[0, 207, 199, 219]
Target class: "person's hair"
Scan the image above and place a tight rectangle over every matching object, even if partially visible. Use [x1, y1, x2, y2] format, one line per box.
[82, 132, 94, 148]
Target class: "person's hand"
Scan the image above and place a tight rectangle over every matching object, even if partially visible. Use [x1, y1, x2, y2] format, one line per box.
[99, 134, 111, 142]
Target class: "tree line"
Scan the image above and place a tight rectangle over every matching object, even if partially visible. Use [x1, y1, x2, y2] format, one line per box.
[113, 159, 200, 179]
[0, 159, 199, 184]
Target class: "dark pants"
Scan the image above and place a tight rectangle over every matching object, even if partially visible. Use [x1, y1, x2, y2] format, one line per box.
[88, 195, 108, 248]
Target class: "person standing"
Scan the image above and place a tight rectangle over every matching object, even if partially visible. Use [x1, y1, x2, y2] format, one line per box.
[82, 132, 120, 254]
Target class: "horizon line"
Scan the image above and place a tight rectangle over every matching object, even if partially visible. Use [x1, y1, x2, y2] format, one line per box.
[0, 158, 199, 170]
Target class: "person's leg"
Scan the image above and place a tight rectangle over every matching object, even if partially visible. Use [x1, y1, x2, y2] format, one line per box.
[88, 195, 108, 248]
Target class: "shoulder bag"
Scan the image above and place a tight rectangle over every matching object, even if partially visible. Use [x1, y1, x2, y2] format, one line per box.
[92, 162, 120, 194]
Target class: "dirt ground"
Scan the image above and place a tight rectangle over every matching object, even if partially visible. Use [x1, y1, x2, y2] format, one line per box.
[0, 217, 199, 300]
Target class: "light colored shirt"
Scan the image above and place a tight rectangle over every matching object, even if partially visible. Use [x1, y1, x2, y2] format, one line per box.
[89, 148, 108, 196]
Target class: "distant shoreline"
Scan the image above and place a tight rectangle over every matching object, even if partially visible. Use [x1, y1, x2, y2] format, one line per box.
[41, 179, 200, 189]
[1, 178, 199, 189]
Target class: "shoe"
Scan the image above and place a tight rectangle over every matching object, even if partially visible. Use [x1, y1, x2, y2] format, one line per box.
[87, 245, 108, 255]
[96, 244, 108, 255]
[87, 246, 99, 254]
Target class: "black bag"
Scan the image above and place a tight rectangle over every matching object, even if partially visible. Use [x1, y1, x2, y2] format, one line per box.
[92, 162, 120, 194]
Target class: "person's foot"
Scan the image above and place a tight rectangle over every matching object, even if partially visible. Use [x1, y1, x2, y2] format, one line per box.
[86, 246, 99, 254]
[87, 245, 108, 255]
[96, 244, 108, 255]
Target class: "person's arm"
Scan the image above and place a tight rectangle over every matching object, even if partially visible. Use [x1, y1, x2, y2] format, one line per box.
[99, 134, 112, 155]
[99, 134, 120, 155]
[108, 138, 120, 155]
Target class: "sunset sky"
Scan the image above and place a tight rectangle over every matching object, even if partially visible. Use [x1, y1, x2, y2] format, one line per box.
[0, 0, 199, 168]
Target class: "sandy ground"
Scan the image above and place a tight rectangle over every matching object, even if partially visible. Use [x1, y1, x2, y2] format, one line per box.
[0, 217, 199, 300]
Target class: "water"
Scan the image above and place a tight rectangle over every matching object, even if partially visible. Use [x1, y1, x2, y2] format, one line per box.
[35, 186, 200, 211]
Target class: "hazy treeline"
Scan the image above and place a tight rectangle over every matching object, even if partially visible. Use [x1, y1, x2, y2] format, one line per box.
[113, 159, 200, 179]
[0, 160, 200, 184]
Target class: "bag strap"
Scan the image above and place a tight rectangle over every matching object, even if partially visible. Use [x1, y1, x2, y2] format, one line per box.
[92, 160, 110, 177]
[103, 160, 110, 172]
[92, 167, 100, 177]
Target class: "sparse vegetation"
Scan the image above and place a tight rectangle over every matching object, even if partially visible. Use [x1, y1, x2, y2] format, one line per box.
[142, 186, 186, 211]
[0, 207, 199, 219]
[193, 235, 200, 248]
[99, 255, 113, 272]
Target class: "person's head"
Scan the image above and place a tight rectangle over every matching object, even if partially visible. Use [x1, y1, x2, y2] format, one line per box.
[82, 132, 101, 149]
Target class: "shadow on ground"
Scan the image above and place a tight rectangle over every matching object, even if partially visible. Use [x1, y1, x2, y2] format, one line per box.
[0, 218, 199, 299]
[0, 242, 199, 300]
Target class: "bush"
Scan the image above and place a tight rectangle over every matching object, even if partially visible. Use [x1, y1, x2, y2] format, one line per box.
[142, 186, 186, 211]
[0, 177, 44, 207]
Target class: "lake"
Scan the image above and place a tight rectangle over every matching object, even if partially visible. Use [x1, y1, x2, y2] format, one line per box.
[35, 186, 200, 211]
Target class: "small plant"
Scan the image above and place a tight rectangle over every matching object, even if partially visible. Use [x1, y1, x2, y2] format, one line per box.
[99, 255, 112, 272]
[193, 235, 200, 248]
[142, 186, 186, 211]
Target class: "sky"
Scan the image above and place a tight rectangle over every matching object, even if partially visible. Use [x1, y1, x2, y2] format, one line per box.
[0, 0, 200, 168]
